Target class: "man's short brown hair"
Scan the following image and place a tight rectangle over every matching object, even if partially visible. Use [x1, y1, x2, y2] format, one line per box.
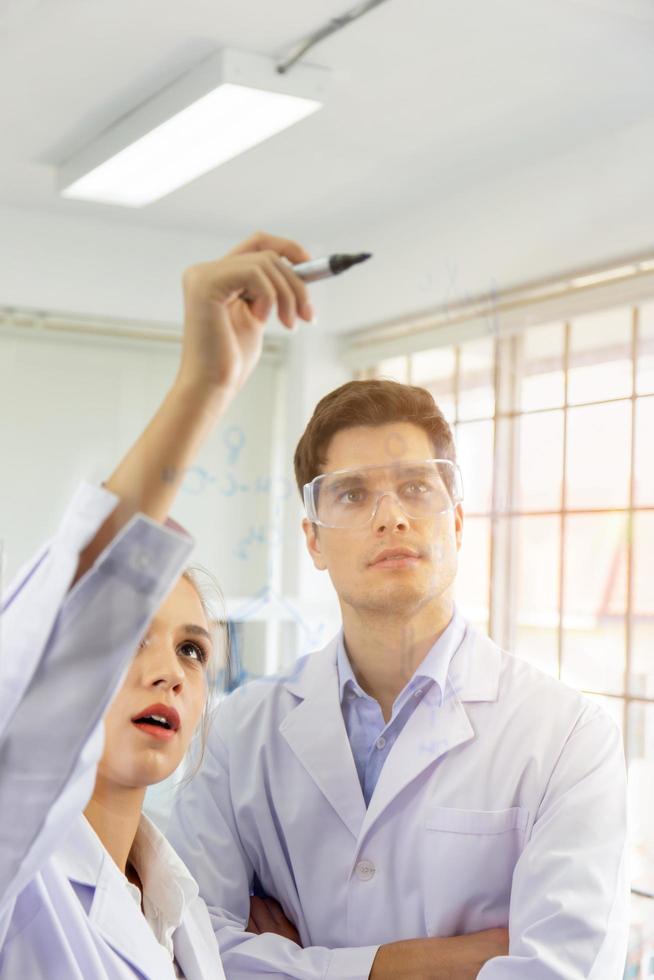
[293, 379, 457, 495]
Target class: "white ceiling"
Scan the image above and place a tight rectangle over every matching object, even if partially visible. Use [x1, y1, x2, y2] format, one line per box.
[2, 0, 654, 244]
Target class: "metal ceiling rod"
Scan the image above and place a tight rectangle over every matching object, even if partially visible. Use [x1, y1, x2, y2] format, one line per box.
[276, 0, 393, 74]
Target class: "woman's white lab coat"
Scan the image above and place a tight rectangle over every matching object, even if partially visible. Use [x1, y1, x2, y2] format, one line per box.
[0, 483, 226, 980]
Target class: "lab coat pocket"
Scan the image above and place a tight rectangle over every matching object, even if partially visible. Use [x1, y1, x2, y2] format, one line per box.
[422, 805, 528, 935]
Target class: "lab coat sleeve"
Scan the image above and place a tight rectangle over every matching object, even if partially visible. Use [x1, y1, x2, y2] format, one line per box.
[476, 705, 630, 980]
[0, 484, 194, 926]
[168, 718, 380, 980]
[0, 481, 119, 727]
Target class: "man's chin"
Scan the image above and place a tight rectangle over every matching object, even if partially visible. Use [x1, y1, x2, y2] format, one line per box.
[355, 582, 429, 616]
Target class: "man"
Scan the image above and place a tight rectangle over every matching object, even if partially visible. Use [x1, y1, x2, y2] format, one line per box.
[169, 379, 629, 979]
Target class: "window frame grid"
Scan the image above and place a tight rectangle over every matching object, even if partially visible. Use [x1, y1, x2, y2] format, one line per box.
[375, 303, 654, 732]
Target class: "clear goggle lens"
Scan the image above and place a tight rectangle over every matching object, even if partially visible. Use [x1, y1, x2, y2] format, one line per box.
[303, 458, 463, 529]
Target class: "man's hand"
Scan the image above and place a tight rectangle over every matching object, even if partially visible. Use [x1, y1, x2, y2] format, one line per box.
[178, 231, 314, 404]
[246, 895, 303, 946]
[370, 928, 509, 980]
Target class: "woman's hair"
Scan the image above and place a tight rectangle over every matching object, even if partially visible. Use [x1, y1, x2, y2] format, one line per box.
[180, 564, 231, 780]
[293, 378, 457, 493]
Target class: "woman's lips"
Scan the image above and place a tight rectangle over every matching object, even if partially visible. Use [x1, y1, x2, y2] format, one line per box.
[131, 720, 177, 742]
[130, 702, 180, 742]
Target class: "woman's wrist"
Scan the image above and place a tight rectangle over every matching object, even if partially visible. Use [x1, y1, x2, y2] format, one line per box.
[170, 372, 236, 426]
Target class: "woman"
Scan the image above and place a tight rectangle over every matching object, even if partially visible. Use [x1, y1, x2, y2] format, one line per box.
[0, 231, 314, 978]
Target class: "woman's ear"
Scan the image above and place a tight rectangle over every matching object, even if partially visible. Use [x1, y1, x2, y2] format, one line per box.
[301, 518, 328, 571]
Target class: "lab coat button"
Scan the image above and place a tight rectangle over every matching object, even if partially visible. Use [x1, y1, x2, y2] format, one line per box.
[132, 551, 151, 571]
[355, 859, 376, 881]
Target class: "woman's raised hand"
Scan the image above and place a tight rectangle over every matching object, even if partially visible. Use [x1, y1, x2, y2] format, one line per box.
[72, 232, 314, 586]
[177, 231, 314, 404]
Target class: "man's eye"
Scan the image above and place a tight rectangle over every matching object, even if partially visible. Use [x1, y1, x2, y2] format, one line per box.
[340, 488, 366, 503]
[178, 641, 207, 664]
[404, 481, 429, 495]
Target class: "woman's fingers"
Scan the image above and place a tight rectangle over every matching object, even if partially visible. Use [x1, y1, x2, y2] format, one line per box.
[189, 235, 314, 328]
[239, 264, 277, 325]
[258, 256, 298, 329]
[220, 254, 312, 329]
[178, 232, 315, 395]
[260, 252, 314, 326]
[228, 231, 311, 266]
[274, 255, 315, 323]
[192, 259, 278, 325]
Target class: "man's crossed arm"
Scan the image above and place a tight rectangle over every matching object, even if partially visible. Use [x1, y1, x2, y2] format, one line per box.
[247, 894, 508, 979]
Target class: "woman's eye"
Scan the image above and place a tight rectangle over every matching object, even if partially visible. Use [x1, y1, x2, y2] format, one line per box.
[178, 641, 207, 665]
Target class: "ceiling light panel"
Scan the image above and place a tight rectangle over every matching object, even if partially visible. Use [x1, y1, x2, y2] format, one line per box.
[59, 50, 328, 208]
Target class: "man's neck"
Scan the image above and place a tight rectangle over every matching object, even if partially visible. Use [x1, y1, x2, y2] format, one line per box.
[341, 595, 454, 722]
[84, 778, 146, 877]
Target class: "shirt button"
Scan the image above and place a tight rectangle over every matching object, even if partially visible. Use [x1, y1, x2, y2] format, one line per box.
[375, 736, 386, 750]
[355, 860, 376, 882]
[414, 689, 423, 699]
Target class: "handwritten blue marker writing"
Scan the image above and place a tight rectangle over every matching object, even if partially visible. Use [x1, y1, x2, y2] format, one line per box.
[223, 426, 246, 465]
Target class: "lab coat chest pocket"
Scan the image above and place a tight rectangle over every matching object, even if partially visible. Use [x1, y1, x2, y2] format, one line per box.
[422, 805, 529, 935]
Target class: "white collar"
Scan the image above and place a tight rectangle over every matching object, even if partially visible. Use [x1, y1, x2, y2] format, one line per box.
[127, 812, 199, 957]
[336, 605, 466, 706]
[283, 621, 502, 705]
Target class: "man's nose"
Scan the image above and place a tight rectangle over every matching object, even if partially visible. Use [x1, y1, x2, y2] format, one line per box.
[372, 491, 409, 532]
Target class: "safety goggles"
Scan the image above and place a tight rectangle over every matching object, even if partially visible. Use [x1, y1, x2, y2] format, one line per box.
[303, 458, 463, 529]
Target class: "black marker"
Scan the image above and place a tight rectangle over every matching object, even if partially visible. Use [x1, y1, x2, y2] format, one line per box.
[292, 252, 372, 283]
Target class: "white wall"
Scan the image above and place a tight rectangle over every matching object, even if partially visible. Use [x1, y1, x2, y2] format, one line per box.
[0, 204, 235, 324]
[325, 114, 654, 336]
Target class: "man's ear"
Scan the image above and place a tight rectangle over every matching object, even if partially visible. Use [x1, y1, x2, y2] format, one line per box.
[302, 518, 328, 571]
[454, 504, 464, 551]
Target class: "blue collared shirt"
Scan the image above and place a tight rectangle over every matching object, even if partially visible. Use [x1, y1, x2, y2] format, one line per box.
[337, 608, 466, 806]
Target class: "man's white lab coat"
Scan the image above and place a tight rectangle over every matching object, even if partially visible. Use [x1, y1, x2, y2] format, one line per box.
[169, 626, 630, 979]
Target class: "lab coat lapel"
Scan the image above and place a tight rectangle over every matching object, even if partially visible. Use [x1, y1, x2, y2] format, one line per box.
[173, 904, 225, 980]
[359, 627, 502, 842]
[359, 683, 474, 841]
[280, 638, 366, 839]
[57, 816, 174, 979]
[90, 864, 175, 978]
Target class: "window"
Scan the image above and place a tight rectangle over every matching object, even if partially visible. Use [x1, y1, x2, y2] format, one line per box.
[371, 299, 654, 976]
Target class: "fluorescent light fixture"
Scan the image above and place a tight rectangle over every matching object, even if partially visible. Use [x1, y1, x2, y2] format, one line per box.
[59, 49, 328, 207]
